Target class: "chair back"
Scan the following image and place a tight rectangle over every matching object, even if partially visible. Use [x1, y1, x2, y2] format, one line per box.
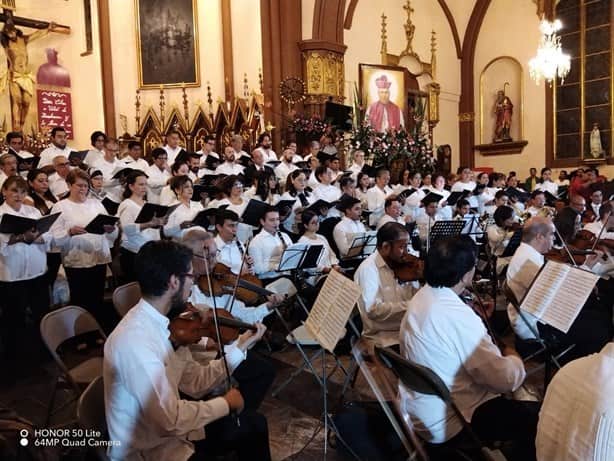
[77, 376, 110, 461]
[40, 306, 106, 357]
[112, 282, 141, 318]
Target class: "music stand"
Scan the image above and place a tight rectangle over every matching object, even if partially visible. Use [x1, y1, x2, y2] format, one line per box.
[500, 229, 523, 258]
[344, 232, 377, 259]
[428, 220, 465, 246]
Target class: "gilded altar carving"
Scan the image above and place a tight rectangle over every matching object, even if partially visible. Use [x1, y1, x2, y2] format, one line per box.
[303, 50, 344, 99]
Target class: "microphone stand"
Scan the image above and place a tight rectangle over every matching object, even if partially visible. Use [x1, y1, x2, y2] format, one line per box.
[202, 252, 240, 427]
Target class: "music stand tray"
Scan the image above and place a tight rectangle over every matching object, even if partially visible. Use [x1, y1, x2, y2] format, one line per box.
[428, 220, 465, 244]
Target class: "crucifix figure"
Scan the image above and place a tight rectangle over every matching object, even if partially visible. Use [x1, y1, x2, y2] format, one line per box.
[0, 3, 69, 132]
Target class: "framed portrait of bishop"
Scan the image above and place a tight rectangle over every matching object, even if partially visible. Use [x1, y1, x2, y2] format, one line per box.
[359, 64, 410, 133]
[135, 0, 200, 88]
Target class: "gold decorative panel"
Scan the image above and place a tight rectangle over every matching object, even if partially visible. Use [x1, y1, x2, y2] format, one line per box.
[303, 50, 345, 100]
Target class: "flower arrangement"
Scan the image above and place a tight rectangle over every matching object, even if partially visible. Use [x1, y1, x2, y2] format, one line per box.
[288, 114, 330, 140]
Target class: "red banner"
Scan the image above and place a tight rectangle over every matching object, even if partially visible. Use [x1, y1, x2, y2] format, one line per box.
[36, 89, 74, 139]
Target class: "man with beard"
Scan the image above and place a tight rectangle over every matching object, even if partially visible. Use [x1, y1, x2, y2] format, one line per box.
[103, 240, 271, 461]
[215, 145, 245, 176]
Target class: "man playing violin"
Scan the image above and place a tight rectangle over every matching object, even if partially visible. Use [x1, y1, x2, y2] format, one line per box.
[506, 216, 613, 361]
[354, 222, 418, 348]
[103, 240, 271, 461]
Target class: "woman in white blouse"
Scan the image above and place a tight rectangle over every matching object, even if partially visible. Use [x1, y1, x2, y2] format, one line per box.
[215, 175, 252, 242]
[280, 170, 313, 234]
[25, 168, 61, 289]
[297, 209, 340, 285]
[159, 160, 190, 206]
[163, 175, 204, 241]
[50, 169, 118, 323]
[0, 176, 52, 362]
[118, 171, 166, 281]
[355, 172, 371, 209]
[252, 170, 281, 205]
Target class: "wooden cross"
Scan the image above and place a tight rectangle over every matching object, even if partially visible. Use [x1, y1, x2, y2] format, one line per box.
[0, 0, 70, 35]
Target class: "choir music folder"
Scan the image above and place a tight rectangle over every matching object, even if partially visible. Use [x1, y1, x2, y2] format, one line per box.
[274, 200, 297, 214]
[191, 207, 224, 228]
[134, 203, 180, 224]
[241, 199, 271, 227]
[307, 199, 337, 215]
[101, 197, 120, 216]
[421, 191, 444, 205]
[0, 212, 61, 235]
[396, 188, 418, 201]
[446, 190, 471, 206]
[84, 214, 119, 235]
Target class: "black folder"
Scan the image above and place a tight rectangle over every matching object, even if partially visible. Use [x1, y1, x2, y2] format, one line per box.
[307, 199, 337, 214]
[84, 214, 119, 235]
[134, 203, 180, 223]
[68, 150, 88, 165]
[275, 199, 297, 213]
[192, 207, 222, 228]
[101, 197, 120, 216]
[447, 190, 471, 206]
[0, 212, 61, 235]
[397, 188, 418, 201]
[241, 199, 271, 227]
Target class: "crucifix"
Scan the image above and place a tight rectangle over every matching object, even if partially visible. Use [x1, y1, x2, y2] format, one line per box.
[0, 0, 70, 132]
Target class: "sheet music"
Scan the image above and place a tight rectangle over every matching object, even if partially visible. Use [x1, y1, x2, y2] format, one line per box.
[521, 260, 599, 333]
[305, 270, 361, 352]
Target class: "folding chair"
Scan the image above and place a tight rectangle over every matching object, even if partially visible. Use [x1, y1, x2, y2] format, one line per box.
[40, 306, 107, 426]
[502, 281, 574, 387]
[77, 376, 110, 461]
[112, 282, 141, 318]
[375, 346, 507, 461]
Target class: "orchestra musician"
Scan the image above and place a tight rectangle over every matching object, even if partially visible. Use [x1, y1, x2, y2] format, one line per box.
[506, 217, 613, 361]
[400, 236, 538, 461]
[353, 222, 417, 347]
[583, 201, 614, 240]
[332, 195, 366, 258]
[212, 209, 253, 276]
[525, 190, 546, 217]
[486, 205, 517, 274]
[297, 209, 341, 285]
[103, 240, 270, 461]
[376, 195, 412, 230]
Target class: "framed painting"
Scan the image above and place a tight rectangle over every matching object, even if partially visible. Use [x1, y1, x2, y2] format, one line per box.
[359, 63, 410, 133]
[135, 0, 200, 89]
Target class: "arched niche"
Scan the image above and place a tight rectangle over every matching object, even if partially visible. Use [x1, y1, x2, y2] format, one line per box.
[479, 56, 523, 144]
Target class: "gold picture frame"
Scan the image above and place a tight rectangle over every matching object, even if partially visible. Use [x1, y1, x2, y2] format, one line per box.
[135, 0, 201, 89]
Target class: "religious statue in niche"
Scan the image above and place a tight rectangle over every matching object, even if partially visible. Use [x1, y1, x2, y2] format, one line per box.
[0, 16, 54, 131]
[366, 74, 405, 132]
[493, 84, 513, 143]
[589, 122, 605, 159]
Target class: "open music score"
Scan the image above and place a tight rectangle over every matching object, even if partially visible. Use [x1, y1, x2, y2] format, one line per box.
[520, 259, 599, 333]
[304, 270, 361, 352]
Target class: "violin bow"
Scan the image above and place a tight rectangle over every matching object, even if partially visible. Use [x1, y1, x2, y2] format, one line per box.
[590, 210, 612, 253]
[201, 247, 240, 426]
[553, 225, 579, 267]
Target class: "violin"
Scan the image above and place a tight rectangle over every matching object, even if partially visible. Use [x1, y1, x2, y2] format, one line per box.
[460, 288, 504, 349]
[198, 263, 264, 306]
[392, 254, 424, 283]
[505, 221, 523, 232]
[582, 208, 597, 224]
[168, 303, 257, 347]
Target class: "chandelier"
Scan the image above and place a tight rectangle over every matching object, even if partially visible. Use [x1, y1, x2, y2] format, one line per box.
[529, 19, 571, 85]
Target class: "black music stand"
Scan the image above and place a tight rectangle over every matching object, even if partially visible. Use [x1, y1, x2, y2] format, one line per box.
[500, 229, 523, 258]
[428, 220, 465, 246]
[345, 232, 377, 259]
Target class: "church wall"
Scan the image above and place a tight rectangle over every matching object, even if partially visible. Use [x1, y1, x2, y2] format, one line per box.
[1, 0, 105, 148]
[231, 0, 263, 97]
[302, 0, 462, 171]
[473, 0, 544, 177]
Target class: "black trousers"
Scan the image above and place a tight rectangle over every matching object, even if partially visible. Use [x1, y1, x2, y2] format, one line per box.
[232, 351, 276, 411]
[0, 274, 50, 364]
[471, 396, 540, 461]
[46, 252, 62, 291]
[65, 264, 107, 325]
[119, 248, 137, 283]
[190, 409, 271, 461]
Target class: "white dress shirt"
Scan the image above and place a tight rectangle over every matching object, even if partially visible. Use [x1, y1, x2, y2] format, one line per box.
[376, 213, 405, 230]
[121, 157, 149, 172]
[274, 161, 297, 184]
[159, 185, 178, 206]
[84, 148, 104, 167]
[38, 144, 73, 168]
[584, 220, 614, 240]
[50, 198, 118, 268]
[333, 216, 366, 258]
[399, 284, 525, 443]
[48, 173, 69, 198]
[366, 185, 393, 226]
[415, 212, 443, 242]
[348, 162, 364, 180]
[354, 250, 415, 347]
[506, 242, 544, 339]
[164, 202, 204, 241]
[214, 235, 247, 275]
[188, 286, 271, 324]
[215, 162, 245, 176]
[298, 234, 339, 284]
[536, 342, 614, 461]
[93, 157, 123, 202]
[307, 171, 319, 190]
[249, 228, 293, 279]
[535, 180, 558, 196]
[215, 198, 252, 243]
[256, 147, 277, 163]
[118, 199, 161, 254]
[311, 183, 341, 203]
[104, 299, 246, 461]
[0, 203, 51, 281]
[590, 202, 601, 218]
[197, 151, 219, 166]
[146, 164, 170, 204]
[163, 145, 183, 166]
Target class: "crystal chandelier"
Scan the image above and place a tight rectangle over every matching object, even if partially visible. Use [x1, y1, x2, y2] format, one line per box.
[529, 19, 571, 85]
